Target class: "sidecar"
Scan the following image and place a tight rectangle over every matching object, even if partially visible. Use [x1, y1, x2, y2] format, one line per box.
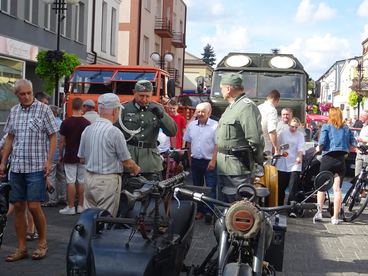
[67, 199, 196, 276]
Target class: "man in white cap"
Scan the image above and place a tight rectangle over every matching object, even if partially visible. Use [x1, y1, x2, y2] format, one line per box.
[78, 93, 140, 217]
[82, 99, 100, 123]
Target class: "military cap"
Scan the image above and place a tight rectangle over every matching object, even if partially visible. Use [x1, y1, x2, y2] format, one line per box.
[134, 80, 153, 92]
[83, 99, 95, 107]
[98, 93, 121, 109]
[220, 73, 243, 88]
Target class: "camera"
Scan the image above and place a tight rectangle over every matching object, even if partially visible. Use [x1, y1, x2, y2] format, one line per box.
[47, 185, 55, 194]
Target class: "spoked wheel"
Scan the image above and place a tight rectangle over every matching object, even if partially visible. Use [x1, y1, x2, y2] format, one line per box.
[341, 180, 368, 222]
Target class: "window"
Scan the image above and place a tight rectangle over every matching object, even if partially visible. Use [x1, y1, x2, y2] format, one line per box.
[110, 8, 116, 56]
[24, 0, 39, 25]
[144, 0, 151, 12]
[65, 4, 73, 39]
[143, 36, 149, 63]
[0, 57, 24, 127]
[0, 0, 9, 13]
[75, 2, 85, 43]
[101, 2, 107, 52]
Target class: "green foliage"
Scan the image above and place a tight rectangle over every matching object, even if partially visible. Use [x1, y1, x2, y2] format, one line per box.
[201, 44, 216, 67]
[307, 78, 315, 90]
[348, 90, 359, 107]
[35, 50, 80, 94]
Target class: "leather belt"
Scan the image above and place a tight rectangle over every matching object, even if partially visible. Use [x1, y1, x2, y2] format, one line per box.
[218, 148, 234, 155]
[127, 140, 157, 148]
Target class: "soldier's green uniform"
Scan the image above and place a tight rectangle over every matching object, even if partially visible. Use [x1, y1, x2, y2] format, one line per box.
[116, 80, 177, 179]
[216, 73, 264, 201]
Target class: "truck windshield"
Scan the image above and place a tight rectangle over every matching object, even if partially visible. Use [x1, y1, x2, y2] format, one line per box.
[70, 70, 114, 83]
[211, 71, 305, 100]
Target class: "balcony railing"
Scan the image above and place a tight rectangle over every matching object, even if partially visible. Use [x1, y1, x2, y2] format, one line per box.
[171, 32, 185, 48]
[168, 68, 180, 84]
[154, 18, 173, 38]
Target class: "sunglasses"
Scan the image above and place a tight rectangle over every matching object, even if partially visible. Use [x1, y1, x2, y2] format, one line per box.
[289, 125, 298, 129]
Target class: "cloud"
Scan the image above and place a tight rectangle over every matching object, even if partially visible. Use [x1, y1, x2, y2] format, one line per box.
[200, 25, 250, 61]
[295, 0, 336, 23]
[358, 0, 368, 16]
[280, 34, 351, 79]
[211, 2, 224, 16]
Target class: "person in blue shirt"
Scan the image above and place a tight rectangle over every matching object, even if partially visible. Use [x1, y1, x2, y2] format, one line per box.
[315, 107, 356, 225]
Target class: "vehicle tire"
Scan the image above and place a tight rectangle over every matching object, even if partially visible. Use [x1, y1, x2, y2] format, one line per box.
[341, 180, 368, 222]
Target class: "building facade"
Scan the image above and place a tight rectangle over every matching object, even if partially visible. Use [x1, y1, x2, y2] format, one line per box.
[0, 0, 122, 132]
[183, 52, 213, 93]
[118, 0, 187, 95]
[0, 0, 88, 131]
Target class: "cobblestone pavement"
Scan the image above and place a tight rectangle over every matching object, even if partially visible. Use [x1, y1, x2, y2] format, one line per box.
[0, 197, 368, 275]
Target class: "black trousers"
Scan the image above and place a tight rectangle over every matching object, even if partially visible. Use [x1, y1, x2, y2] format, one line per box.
[278, 171, 300, 206]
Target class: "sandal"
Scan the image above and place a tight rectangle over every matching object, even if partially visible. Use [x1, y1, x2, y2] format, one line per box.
[5, 248, 28, 262]
[26, 232, 39, 241]
[32, 241, 48, 260]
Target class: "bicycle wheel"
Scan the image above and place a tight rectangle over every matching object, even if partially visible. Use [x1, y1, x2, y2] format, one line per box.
[341, 179, 368, 222]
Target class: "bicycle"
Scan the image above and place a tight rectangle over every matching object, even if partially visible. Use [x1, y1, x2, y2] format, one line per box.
[341, 144, 368, 222]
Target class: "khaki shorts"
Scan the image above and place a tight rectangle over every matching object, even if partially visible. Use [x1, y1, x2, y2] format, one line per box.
[64, 163, 86, 184]
[84, 171, 122, 217]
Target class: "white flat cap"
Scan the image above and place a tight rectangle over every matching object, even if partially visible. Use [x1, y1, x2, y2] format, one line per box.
[98, 93, 121, 109]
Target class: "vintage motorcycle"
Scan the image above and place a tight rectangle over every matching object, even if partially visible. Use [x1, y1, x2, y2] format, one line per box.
[175, 170, 334, 276]
[67, 171, 196, 276]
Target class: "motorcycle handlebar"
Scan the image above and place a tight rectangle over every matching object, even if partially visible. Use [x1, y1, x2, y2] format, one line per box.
[174, 188, 318, 214]
[174, 187, 231, 208]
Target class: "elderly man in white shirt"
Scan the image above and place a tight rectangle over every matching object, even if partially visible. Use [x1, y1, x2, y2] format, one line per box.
[183, 102, 218, 223]
[78, 93, 140, 217]
[355, 111, 368, 176]
[257, 89, 280, 154]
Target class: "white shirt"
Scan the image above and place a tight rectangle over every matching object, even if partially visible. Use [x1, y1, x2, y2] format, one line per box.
[258, 101, 278, 153]
[276, 129, 305, 172]
[183, 118, 218, 160]
[83, 111, 100, 123]
[157, 130, 171, 153]
[358, 124, 368, 143]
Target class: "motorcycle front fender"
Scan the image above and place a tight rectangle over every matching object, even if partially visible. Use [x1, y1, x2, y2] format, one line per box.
[223, 262, 253, 276]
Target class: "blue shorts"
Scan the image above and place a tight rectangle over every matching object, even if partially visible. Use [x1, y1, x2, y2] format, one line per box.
[9, 171, 46, 202]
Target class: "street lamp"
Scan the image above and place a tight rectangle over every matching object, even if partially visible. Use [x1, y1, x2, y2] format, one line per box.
[150, 52, 174, 70]
[43, 0, 79, 107]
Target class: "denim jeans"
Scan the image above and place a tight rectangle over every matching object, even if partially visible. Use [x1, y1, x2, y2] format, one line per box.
[191, 158, 217, 213]
[10, 171, 46, 202]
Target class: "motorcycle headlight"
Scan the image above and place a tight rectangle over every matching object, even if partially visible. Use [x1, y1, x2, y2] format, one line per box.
[225, 200, 261, 239]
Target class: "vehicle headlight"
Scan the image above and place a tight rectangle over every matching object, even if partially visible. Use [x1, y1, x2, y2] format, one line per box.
[225, 200, 261, 239]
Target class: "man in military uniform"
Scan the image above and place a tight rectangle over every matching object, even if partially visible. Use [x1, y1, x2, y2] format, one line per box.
[217, 73, 264, 202]
[116, 80, 177, 180]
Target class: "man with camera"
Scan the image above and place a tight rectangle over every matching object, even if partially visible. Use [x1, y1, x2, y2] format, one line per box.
[116, 80, 177, 181]
[217, 73, 264, 202]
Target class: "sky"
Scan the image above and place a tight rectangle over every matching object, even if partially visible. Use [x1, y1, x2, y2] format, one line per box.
[184, 0, 368, 80]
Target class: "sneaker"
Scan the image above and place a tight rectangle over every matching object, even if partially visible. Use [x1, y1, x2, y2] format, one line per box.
[313, 211, 323, 223]
[77, 205, 84, 214]
[289, 212, 297, 218]
[59, 206, 76, 215]
[331, 217, 339, 225]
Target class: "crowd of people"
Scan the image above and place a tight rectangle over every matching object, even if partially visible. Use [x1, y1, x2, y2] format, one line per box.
[0, 75, 360, 263]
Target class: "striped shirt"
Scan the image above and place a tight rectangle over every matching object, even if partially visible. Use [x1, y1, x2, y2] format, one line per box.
[4, 100, 58, 173]
[78, 118, 131, 174]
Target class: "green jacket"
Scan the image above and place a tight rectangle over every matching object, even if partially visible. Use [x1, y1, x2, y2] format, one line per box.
[116, 101, 177, 173]
[216, 94, 264, 175]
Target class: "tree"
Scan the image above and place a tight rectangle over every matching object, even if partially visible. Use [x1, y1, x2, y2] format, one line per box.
[201, 44, 216, 67]
[35, 50, 80, 95]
